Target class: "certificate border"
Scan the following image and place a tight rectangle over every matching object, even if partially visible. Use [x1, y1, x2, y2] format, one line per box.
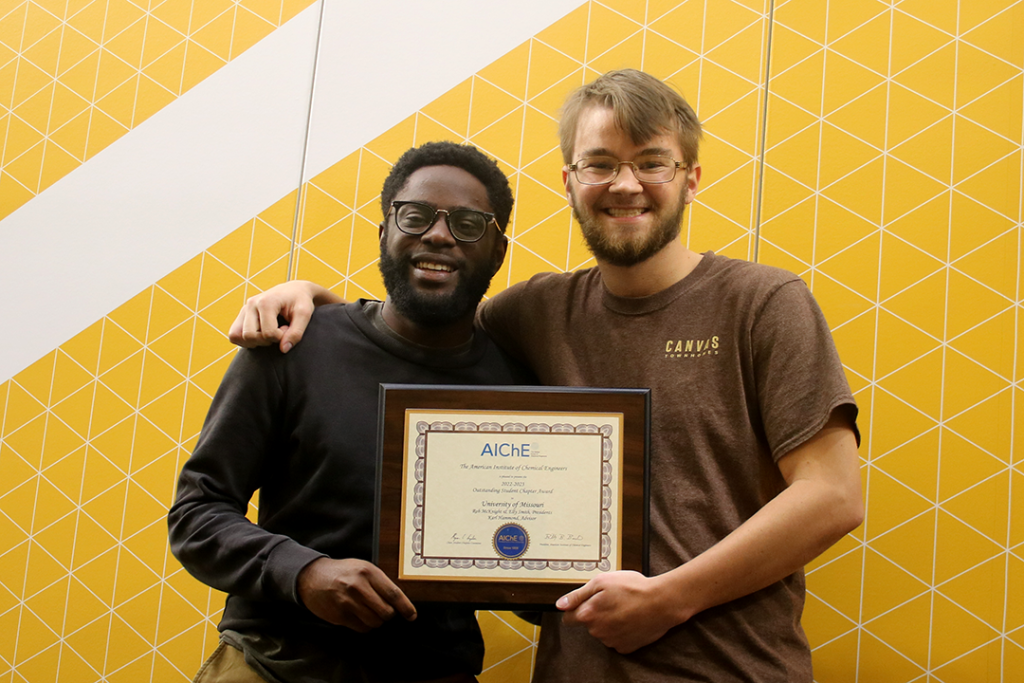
[374, 385, 650, 608]
[409, 418, 613, 571]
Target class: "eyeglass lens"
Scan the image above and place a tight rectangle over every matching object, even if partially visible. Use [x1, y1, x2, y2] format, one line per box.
[574, 155, 678, 185]
[393, 202, 491, 242]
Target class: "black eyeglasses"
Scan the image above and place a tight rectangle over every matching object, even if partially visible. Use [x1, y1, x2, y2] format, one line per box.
[388, 201, 500, 243]
[567, 155, 685, 185]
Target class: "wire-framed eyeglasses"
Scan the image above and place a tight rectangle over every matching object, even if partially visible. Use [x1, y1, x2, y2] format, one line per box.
[388, 201, 500, 243]
[567, 155, 686, 185]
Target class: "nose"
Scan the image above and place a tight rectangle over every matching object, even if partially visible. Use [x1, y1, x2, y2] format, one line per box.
[609, 162, 643, 194]
[421, 211, 457, 246]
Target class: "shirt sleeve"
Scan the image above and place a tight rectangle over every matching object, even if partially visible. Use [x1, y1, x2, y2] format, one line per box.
[751, 279, 859, 460]
[167, 348, 325, 606]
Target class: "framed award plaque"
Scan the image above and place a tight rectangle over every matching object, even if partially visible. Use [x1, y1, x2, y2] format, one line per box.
[374, 384, 650, 609]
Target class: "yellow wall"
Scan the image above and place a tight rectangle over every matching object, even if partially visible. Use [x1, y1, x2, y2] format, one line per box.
[0, 0, 316, 221]
[1, 0, 1022, 681]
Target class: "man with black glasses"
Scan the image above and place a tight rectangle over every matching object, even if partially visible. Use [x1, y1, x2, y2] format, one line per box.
[168, 142, 532, 683]
[226, 71, 863, 682]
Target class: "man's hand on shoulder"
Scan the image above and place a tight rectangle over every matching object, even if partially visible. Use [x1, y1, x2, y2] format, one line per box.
[228, 280, 342, 353]
[557, 570, 683, 654]
[297, 557, 416, 632]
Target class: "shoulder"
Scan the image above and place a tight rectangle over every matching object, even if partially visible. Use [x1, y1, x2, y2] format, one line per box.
[527, 267, 601, 292]
[703, 253, 802, 292]
[280, 301, 362, 351]
[239, 302, 362, 372]
[306, 301, 356, 334]
[697, 253, 810, 313]
[489, 268, 600, 309]
[481, 269, 599, 331]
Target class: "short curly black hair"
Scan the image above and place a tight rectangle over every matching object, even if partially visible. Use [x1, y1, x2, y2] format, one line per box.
[380, 142, 514, 232]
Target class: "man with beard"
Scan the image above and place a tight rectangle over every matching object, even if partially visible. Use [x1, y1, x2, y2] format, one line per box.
[168, 142, 532, 683]
[228, 70, 863, 682]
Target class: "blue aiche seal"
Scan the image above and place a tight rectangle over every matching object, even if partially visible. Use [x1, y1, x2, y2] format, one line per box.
[493, 523, 529, 559]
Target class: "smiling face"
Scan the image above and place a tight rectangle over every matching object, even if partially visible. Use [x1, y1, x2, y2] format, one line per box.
[378, 165, 507, 339]
[564, 106, 700, 267]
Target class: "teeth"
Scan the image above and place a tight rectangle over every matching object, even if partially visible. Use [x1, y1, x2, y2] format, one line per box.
[418, 262, 453, 273]
[607, 208, 645, 217]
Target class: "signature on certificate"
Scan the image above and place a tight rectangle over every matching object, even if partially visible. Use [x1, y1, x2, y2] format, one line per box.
[448, 532, 479, 545]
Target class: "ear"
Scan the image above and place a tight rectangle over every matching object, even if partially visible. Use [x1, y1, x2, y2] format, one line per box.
[491, 233, 509, 276]
[562, 167, 575, 208]
[378, 222, 386, 241]
[683, 164, 701, 205]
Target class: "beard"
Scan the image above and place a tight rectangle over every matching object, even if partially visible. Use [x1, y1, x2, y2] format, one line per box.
[378, 241, 497, 327]
[571, 186, 688, 267]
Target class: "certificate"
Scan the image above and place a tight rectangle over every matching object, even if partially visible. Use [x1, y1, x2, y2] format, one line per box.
[374, 385, 649, 608]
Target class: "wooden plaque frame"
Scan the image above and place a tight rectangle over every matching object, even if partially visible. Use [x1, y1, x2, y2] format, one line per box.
[374, 384, 650, 609]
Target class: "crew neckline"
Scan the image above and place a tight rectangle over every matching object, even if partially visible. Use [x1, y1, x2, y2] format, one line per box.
[601, 251, 717, 315]
[347, 300, 486, 369]
[365, 300, 475, 354]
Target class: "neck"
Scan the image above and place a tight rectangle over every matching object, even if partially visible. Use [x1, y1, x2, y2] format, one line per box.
[597, 241, 703, 298]
[381, 298, 475, 348]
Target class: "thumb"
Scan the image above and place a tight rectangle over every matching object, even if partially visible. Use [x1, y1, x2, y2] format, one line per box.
[228, 307, 246, 346]
[279, 309, 311, 353]
[556, 581, 599, 612]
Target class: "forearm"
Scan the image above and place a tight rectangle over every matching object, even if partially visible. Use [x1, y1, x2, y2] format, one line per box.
[659, 420, 862, 624]
[555, 419, 860, 654]
[168, 493, 323, 603]
[167, 347, 323, 603]
[308, 282, 344, 306]
[659, 469, 862, 622]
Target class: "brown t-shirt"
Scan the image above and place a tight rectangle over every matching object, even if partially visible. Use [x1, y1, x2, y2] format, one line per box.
[478, 252, 857, 683]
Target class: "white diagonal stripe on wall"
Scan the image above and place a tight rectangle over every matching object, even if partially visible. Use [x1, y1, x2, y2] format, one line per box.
[0, 0, 589, 384]
[0, 4, 321, 384]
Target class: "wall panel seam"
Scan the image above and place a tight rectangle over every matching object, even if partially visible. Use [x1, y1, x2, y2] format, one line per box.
[287, 0, 329, 281]
[752, 0, 776, 264]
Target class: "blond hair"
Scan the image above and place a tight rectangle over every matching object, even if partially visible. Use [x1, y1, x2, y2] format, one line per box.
[559, 69, 702, 165]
